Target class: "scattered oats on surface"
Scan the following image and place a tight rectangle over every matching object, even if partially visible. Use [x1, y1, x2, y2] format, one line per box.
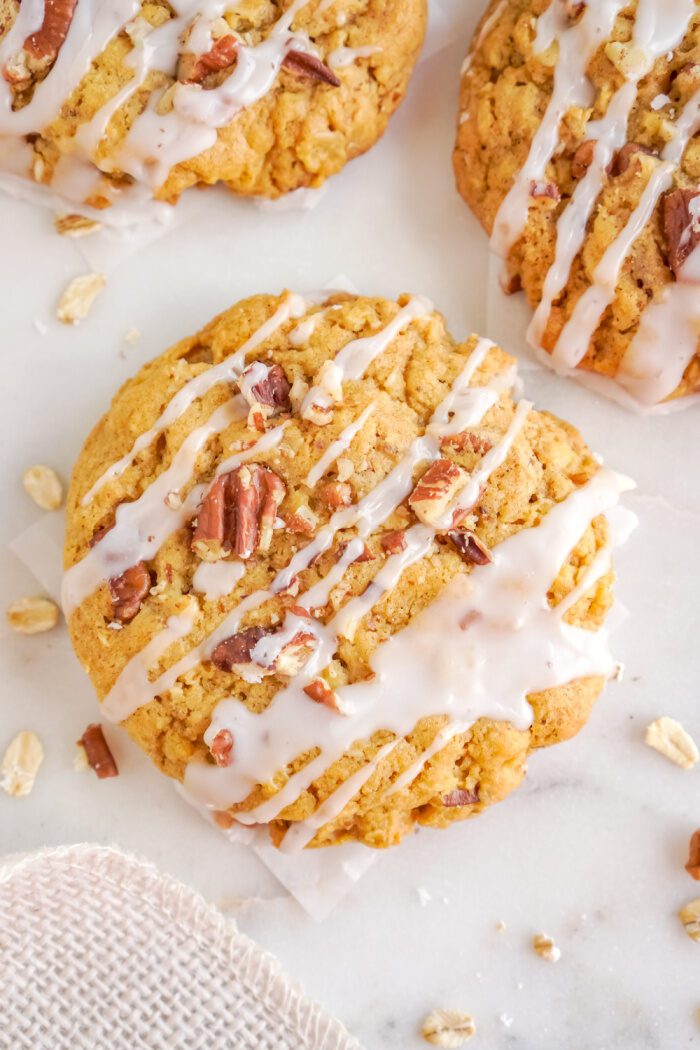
[7, 597, 59, 635]
[421, 1009, 476, 1047]
[22, 464, 64, 511]
[645, 717, 699, 770]
[679, 900, 700, 942]
[73, 743, 89, 773]
[124, 327, 141, 345]
[54, 213, 103, 237]
[532, 933, 561, 962]
[1, 731, 44, 798]
[57, 273, 105, 325]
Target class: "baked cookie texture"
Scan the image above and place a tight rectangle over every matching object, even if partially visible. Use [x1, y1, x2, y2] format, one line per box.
[64, 291, 626, 850]
[0, 0, 426, 204]
[454, 0, 700, 409]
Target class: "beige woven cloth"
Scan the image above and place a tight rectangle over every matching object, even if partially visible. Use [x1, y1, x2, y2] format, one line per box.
[0, 843, 364, 1050]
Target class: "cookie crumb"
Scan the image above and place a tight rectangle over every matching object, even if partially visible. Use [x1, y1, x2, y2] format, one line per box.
[532, 933, 561, 962]
[57, 273, 105, 325]
[421, 1009, 476, 1046]
[7, 597, 59, 635]
[645, 717, 699, 770]
[124, 327, 141, 345]
[1, 731, 44, 798]
[22, 464, 64, 511]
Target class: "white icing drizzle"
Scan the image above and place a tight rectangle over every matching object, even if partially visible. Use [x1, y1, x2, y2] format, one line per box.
[0, 0, 371, 208]
[305, 402, 375, 487]
[489, 0, 626, 258]
[527, 0, 697, 350]
[300, 296, 433, 416]
[288, 312, 322, 347]
[184, 469, 633, 851]
[328, 45, 380, 69]
[62, 409, 286, 616]
[482, 0, 700, 406]
[81, 292, 309, 505]
[551, 85, 700, 371]
[101, 607, 199, 721]
[616, 244, 700, 404]
[92, 336, 509, 724]
[192, 558, 246, 601]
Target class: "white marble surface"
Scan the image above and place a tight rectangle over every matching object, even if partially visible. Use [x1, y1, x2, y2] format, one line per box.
[1, 4, 699, 1048]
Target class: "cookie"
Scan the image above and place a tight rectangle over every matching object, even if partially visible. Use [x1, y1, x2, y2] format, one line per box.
[0, 0, 426, 209]
[454, 0, 700, 410]
[63, 290, 631, 850]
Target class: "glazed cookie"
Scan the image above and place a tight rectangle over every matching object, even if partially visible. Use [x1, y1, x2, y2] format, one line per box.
[0, 0, 425, 209]
[63, 291, 632, 851]
[454, 0, 700, 410]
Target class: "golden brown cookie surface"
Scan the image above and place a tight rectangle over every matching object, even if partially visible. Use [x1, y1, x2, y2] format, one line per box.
[0, 0, 426, 204]
[64, 291, 626, 850]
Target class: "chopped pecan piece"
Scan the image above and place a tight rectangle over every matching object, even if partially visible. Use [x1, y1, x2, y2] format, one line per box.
[210, 625, 272, 674]
[409, 459, 467, 527]
[338, 540, 374, 563]
[282, 49, 341, 87]
[442, 787, 479, 807]
[181, 34, 238, 84]
[609, 141, 655, 177]
[304, 677, 343, 711]
[530, 180, 561, 201]
[109, 562, 151, 623]
[210, 624, 316, 679]
[284, 505, 318, 534]
[192, 464, 286, 561]
[318, 481, 352, 509]
[571, 139, 596, 178]
[239, 362, 291, 430]
[663, 188, 700, 277]
[380, 530, 407, 555]
[274, 630, 318, 676]
[687, 829, 700, 880]
[447, 529, 492, 566]
[77, 724, 118, 780]
[24, 0, 77, 63]
[440, 431, 493, 455]
[210, 728, 234, 767]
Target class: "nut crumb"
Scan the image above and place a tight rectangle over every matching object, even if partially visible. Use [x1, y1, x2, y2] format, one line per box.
[532, 933, 561, 962]
[57, 273, 105, 325]
[496, 919, 507, 932]
[686, 830, 700, 880]
[54, 214, 103, 237]
[7, 597, 59, 635]
[77, 724, 119, 779]
[1, 731, 44, 798]
[421, 1009, 476, 1047]
[645, 717, 699, 770]
[22, 464, 63, 510]
[679, 899, 700, 942]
